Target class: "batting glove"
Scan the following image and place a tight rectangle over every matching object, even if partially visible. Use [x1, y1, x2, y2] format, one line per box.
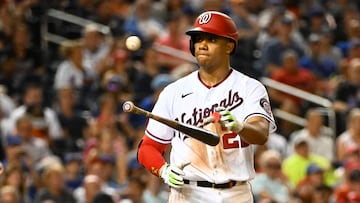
[160, 163, 185, 189]
[215, 107, 244, 133]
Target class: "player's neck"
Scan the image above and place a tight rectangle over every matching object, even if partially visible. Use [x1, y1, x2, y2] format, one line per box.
[199, 66, 231, 87]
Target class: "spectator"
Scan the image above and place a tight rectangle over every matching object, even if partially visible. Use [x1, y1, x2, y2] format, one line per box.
[73, 174, 110, 203]
[282, 136, 334, 187]
[288, 108, 335, 161]
[84, 156, 120, 197]
[336, 108, 360, 161]
[62, 0, 96, 19]
[154, 11, 191, 71]
[229, 0, 261, 78]
[123, 0, 165, 42]
[318, 28, 343, 70]
[101, 74, 134, 111]
[0, 85, 16, 119]
[251, 150, 292, 203]
[99, 41, 137, 104]
[295, 164, 327, 203]
[2, 83, 63, 142]
[260, 132, 289, 159]
[312, 184, 334, 203]
[2, 136, 31, 171]
[0, 86, 15, 159]
[2, 139, 40, 201]
[256, 4, 286, 48]
[1, 164, 31, 203]
[55, 87, 89, 153]
[81, 24, 110, 81]
[335, 169, 360, 203]
[34, 163, 76, 203]
[132, 46, 163, 104]
[299, 7, 333, 40]
[299, 33, 338, 92]
[142, 173, 168, 203]
[336, 15, 360, 59]
[339, 39, 360, 80]
[337, 159, 360, 187]
[126, 152, 149, 184]
[257, 0, 285, 30]
[343, 145, 360, 171]
[14, 0, 46, 48]
[119, 176, 147, 203]
[0, 5, 16, 48]
[132, 74, 173, 129]
[0, 49, 19, 99]
[0, 185, 21, 203]
[89, 92, 134, 149]
[64, 152, 84, 192]
[55, 40, 93, 111]
[11, 23, 44, 88]
[92, 192, 115, 203]
[260, 15, 306, 76]
[269, 50, 317, 135]
[96, 154, 120, 190]
[333, 58, 360, 133]
[14, 115, 51, 163]
[89, 0, 125, 37]
[96, 128, 128, 185]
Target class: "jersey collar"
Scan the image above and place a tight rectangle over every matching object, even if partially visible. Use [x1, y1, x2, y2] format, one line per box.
[198, 68, 233, 89]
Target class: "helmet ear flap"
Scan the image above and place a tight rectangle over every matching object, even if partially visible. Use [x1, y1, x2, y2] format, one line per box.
[189, 38, 195, 56]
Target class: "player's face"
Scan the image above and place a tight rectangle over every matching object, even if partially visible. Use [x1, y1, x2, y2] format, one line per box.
[193, 33, 233, 69]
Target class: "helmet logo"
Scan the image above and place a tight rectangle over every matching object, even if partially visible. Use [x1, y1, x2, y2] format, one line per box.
[198, 13, 212, 24]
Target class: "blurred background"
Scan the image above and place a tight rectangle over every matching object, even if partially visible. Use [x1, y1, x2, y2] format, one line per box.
[0, 0, 360, 203]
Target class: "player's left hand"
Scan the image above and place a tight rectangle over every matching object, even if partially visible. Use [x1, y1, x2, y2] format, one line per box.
[215, 107, 244, 133]
[160, 163, 185, 189]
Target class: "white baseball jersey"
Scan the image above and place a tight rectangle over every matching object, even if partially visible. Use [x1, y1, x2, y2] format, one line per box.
[145, 69, 276, 183]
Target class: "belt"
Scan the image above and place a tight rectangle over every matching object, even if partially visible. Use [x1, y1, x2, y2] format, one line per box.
[183, 179, 246, 189]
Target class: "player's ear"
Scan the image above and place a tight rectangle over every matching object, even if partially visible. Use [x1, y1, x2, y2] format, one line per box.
[225, 40, 235, 54]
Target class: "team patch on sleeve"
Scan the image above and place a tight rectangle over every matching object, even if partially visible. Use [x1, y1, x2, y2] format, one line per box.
[260, 98, 272, 116]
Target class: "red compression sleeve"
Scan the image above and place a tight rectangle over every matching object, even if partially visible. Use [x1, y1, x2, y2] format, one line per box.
[137, 135, 168, 177]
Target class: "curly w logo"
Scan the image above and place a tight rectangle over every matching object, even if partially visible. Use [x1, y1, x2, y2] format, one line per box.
[198, 13, 212, 24]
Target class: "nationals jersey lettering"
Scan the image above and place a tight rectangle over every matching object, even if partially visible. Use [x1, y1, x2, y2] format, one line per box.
[145, 69, 276, 182]
[177, 89, 243, 126]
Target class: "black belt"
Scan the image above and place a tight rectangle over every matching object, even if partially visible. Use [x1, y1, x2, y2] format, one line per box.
[183, 179, 245, 189]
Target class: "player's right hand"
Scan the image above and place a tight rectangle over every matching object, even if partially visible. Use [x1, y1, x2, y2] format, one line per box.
[160, 163, 185, 188]
[215, 107, 244, 133]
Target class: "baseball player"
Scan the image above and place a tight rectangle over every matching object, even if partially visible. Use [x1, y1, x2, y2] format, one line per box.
[137, 11, 277, 203]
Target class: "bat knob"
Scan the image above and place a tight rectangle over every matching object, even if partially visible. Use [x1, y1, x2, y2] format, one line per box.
[122, 101, 134, 112]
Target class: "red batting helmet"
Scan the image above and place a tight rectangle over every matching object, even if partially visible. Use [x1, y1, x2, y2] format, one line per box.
[186, 11, 238, 56]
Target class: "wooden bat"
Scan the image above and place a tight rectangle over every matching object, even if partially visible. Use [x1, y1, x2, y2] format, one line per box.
[122, 101, 220, 146]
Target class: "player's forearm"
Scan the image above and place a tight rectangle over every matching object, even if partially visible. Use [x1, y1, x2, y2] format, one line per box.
[239, 119, 269, 145]
[137, 136, 168, 176]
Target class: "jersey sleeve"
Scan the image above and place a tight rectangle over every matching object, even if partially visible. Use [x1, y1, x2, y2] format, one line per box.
[241, 79, 277, 133]
[144, 86, 175, 144]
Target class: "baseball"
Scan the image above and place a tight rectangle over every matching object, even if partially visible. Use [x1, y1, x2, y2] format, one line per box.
[125, 35, 141, 51]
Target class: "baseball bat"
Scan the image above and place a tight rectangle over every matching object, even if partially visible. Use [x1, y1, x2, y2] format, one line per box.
[122, 101, 220, 146]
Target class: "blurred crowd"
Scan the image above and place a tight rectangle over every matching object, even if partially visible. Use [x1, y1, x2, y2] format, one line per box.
[0, 0, 360, 203]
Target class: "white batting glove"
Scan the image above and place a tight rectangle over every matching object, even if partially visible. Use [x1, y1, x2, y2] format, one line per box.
[215, 107, 244, 133]
[160, 163, 185, 189]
